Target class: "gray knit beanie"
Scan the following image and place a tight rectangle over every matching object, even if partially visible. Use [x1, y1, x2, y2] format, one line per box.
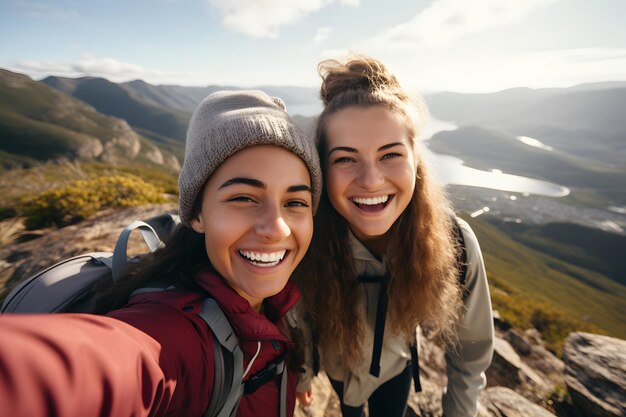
[178, 90, 322, 224]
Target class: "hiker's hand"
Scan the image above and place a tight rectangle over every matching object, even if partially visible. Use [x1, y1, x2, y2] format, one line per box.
[296, 389, 313, 407]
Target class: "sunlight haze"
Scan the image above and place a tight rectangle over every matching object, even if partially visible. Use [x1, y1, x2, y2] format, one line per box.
[1, 0, 625, 93]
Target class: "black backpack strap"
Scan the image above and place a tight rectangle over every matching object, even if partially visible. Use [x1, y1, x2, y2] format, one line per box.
[358, 274, 390, 378]
[409, 342, 422, 392]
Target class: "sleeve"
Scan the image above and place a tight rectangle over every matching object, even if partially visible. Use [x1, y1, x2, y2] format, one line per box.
[442, 219, 495, 417]
[0, 304, 214, 417]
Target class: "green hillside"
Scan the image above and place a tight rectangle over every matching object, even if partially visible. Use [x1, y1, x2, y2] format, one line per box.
[43, 76, 191, 144]
[0, 69, 180, 172]
[484, 219, 626, 286]
[465, 215, 626, 349]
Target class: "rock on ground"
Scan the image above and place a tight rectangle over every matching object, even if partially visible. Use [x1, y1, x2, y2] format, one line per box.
[479, 387, 555, 417]
[564, 332, 626, 417]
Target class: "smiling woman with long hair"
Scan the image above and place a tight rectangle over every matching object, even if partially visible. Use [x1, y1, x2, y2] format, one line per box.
[295, 56, 494, 417]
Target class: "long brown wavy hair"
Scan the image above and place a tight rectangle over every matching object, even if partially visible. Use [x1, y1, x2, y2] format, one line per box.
[295, 56, 463, 368]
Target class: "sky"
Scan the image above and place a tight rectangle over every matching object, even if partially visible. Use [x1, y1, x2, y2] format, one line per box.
[1, 0, 626, 94]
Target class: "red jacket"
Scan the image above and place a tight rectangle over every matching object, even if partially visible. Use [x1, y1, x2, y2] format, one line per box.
[0, 267, 301, 417]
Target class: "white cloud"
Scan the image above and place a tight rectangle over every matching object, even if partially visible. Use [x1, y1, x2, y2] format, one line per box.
[387, 47, 626, 93]
[14, 54, 165, 83]
[511, 47, 626, 88]
[365, 0, 558, 50]
[313, 27, 333, 45]
[207, 0, 359, 38]
[71, 54, 150, 77]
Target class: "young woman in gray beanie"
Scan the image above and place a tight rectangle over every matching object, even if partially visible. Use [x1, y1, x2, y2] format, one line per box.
[0, 90, 321, 417]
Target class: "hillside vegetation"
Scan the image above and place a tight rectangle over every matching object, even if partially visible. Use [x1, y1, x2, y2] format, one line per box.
[485, 219, 626, 286]
[465, 215, 626, 354]
[0, 161, 178, 222]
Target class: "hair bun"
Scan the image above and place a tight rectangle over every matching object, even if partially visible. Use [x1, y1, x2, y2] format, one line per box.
[318, 56, 402, 105]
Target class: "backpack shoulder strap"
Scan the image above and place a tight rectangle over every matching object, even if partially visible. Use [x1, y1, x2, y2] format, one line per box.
[199, 298, 290, 417]
[198, 298, 244, 417]
[451, 216, 468, 287]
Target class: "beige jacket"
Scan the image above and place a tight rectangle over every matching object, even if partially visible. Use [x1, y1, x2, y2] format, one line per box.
[297, 218, 494, 417]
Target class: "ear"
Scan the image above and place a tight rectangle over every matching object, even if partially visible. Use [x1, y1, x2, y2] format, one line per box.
[190, 214, 205, 234]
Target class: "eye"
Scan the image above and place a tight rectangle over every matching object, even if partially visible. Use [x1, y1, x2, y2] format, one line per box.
[381, 152, 402, 160]
[227, 195, 257, 203]
[333, 156, 354, 164]
[285, 200, 310, 208]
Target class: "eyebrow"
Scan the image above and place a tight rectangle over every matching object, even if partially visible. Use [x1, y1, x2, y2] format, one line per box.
[287, 184, 312, 194]
[328, 142, 406, 155]
[219, 177, 265, 189]
[219, 177, 312, 194]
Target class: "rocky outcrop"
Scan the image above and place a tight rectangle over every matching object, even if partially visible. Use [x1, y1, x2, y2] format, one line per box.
[479, 387, 555, 417]
[100, 119, 142, 164]
[163, 153, 181, 172]
[486, 337, 554, 402]
[563, 332, 626, 417]
[0, 203, 177, 298]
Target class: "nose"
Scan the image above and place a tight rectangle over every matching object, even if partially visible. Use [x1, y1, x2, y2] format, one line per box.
[355, 161, 384, 190]
[255, 204, 291, 242]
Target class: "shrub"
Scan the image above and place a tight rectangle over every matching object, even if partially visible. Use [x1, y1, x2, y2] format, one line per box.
[22, 175, 167, 229]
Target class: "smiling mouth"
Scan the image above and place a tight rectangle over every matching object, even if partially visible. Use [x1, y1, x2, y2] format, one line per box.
[351, 195, 393, 212]
[239, 249, 287, 267]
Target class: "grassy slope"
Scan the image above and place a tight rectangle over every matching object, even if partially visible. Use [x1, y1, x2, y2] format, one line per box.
[484, 219, 626, 286]
[465, 215, 626, 341]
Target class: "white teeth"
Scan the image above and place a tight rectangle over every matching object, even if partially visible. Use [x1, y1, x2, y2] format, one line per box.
[239, 250, 287, 267]
[352, 195, 389, 205]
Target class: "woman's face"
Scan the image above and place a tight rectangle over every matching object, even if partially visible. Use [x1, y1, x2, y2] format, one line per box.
[324, 106, 417, 246]
[191, 145, 313, 310]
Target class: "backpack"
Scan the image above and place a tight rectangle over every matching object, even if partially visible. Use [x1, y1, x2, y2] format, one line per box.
[1, 213, 290, 417]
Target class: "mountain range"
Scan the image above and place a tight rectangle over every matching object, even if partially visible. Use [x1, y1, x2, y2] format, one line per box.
[0, 69, 180, 171]
[426, 83, 626, 206]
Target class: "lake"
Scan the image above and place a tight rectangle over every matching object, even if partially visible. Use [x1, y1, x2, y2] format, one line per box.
[423, 119, 570, 197]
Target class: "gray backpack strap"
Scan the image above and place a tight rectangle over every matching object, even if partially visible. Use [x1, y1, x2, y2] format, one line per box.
[112, 221, 163, 282]
[144, 213, 181, 242]
[198, 298, 244, 417]
[129, 280, 175, 297]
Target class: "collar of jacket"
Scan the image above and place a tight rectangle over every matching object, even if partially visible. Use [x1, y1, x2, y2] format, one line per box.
[194, 266, 300, 343]
[347, 230, 386, 276]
